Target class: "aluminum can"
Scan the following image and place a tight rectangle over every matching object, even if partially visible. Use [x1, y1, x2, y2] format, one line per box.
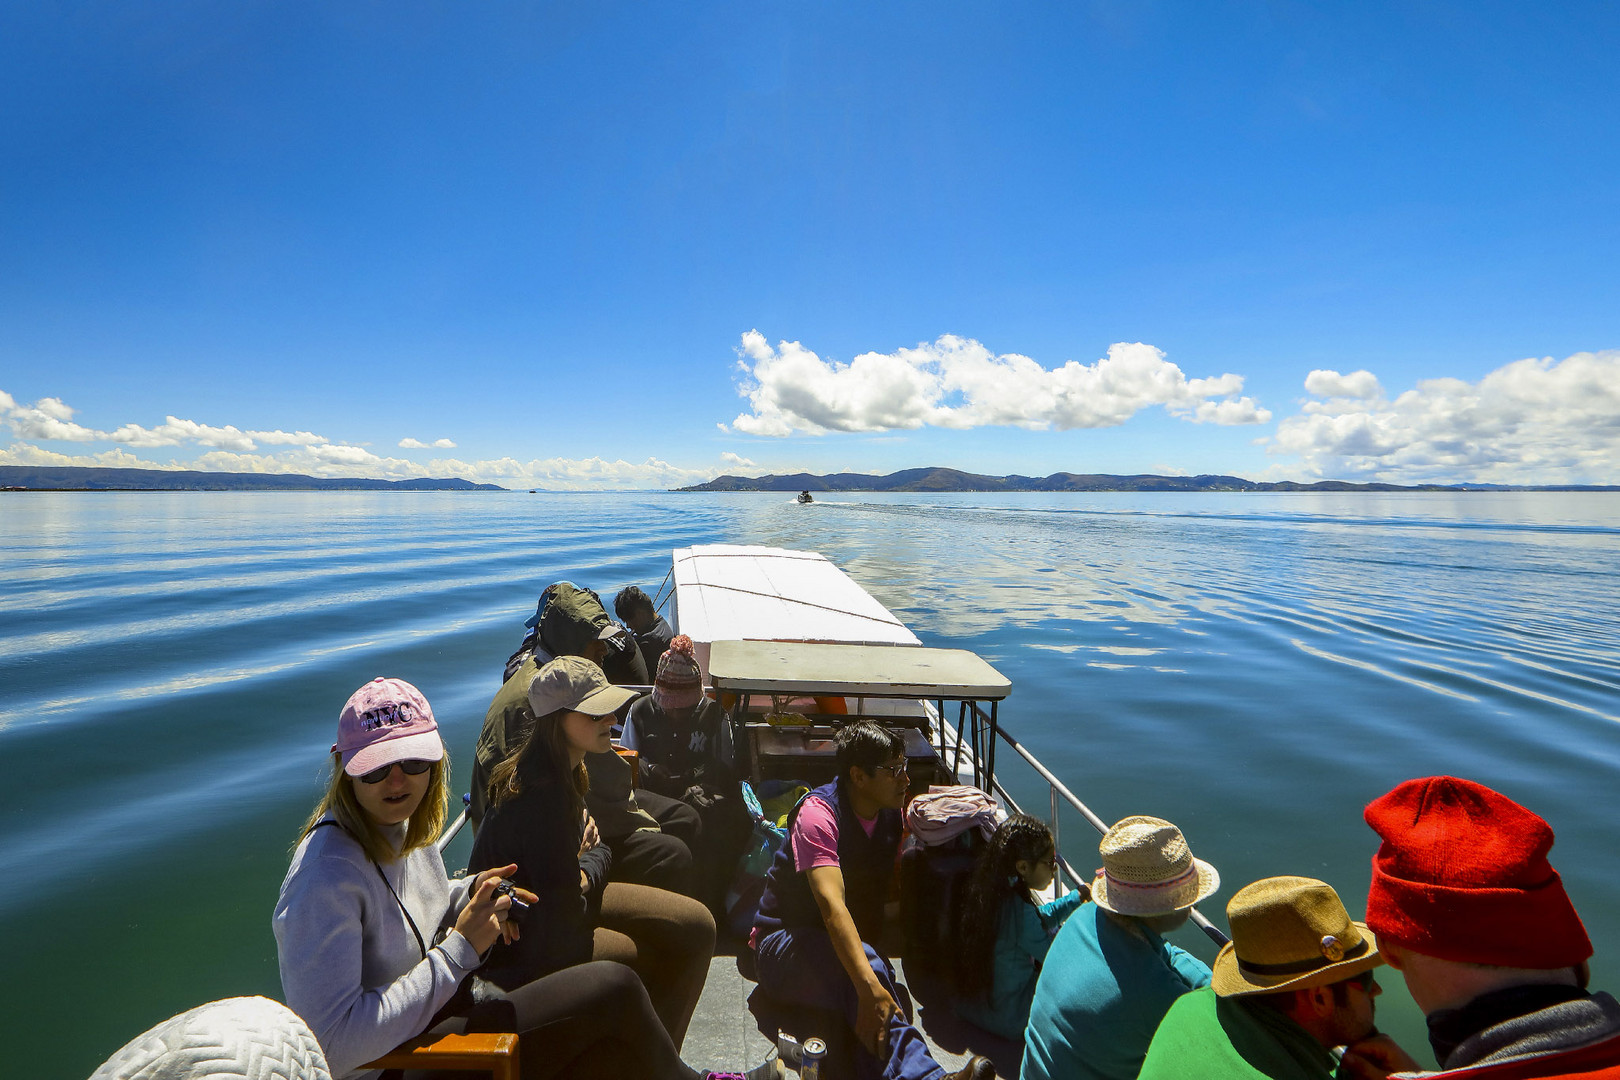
[801, 1037, 826, 1080]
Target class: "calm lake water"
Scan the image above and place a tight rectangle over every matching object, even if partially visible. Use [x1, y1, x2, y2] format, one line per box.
[3, 490, 1619, 1077]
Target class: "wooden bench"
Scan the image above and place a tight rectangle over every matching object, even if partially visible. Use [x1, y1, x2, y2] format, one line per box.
[364, 1031, 519, 1080]
[614, 745, 640, 787]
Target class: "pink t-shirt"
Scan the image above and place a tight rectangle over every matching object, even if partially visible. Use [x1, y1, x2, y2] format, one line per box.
[790, 793, 879, 870]
[751, 794, 883, 949]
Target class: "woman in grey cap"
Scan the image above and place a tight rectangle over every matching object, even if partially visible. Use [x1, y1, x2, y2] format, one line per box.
[471, 655, 719, 1052]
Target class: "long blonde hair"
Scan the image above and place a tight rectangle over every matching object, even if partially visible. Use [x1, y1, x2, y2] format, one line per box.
[486, 706, 589, 823]
[297, 750, 450, 865]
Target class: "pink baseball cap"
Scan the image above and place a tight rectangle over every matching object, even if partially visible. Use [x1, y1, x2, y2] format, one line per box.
[333, 677, 445, 777]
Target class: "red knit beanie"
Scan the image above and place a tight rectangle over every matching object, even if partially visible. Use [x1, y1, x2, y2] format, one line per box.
[1364, 776, 1591, 969]
[653, 635, 704, 710]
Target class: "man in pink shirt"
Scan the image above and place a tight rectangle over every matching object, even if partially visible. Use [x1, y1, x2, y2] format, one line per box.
[753, 721, 994, 1080]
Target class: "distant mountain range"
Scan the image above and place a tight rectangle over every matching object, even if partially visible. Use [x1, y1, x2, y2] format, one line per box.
[0, 466, 505, 492]
[679, 467, 1618, 493]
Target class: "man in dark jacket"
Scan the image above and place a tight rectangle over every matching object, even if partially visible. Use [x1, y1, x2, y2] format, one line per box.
[614, 585, 674, 677]
[752, 721, 992, 1080]
[1338, 776, 1620, 1079]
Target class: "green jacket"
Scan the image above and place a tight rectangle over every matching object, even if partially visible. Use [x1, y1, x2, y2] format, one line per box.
[1139, 987, 1339, 1080]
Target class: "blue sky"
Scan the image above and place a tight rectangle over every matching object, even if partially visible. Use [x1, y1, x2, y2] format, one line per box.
[2, 1, 1616, 488]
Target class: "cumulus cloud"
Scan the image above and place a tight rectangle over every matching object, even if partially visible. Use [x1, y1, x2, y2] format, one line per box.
[0, 443, 175, 470]
[720, 452, 756, 468]
[470, 456, 712, 491]
[1267, 351, 1620, 484]
[0, 387, 732, 490]
[729, 331, 1270, 436]
[0, 394, 334, 453]
[1303, 369, 1382, 399]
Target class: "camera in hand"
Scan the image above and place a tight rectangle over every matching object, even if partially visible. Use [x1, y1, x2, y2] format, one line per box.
[490, 879, 530, 918]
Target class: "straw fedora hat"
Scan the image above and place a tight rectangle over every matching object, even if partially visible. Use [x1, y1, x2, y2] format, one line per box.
[1211, 876, 1383, 997]
[1090, 816, 1220, 917]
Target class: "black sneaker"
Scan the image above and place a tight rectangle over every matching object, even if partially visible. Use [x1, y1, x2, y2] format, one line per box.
[942, 1055, 995, 1080]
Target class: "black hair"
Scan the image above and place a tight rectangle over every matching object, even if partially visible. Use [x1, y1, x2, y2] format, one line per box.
[614, 586, 655, 622]
[955, 814, 1056, 998]
[834, 720, 905, 782]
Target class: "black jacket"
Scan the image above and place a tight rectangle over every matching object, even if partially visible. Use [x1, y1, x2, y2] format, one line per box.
[468, 756, 611, 990]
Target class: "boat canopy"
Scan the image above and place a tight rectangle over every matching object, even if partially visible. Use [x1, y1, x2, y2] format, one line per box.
[708, 639, 1010, 702]
[672, 546, 921, 676]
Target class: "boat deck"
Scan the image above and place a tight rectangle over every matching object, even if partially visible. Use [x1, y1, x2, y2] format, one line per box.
[682, 950, 1025, 1079]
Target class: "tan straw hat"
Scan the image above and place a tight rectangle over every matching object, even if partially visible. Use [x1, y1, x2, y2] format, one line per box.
[1211, 876, 1383, 997]
[1090, 815, 1220, 917]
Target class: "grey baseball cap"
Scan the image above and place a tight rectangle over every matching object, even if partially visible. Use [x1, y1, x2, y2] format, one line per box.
[528, 655, 638, 718]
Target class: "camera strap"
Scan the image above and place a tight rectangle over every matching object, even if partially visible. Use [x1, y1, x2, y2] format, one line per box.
[307, 819, 428, 959]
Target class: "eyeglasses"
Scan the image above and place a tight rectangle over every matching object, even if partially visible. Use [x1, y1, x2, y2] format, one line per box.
[358, 759, 433, 784]
[873, 761, 909, 779]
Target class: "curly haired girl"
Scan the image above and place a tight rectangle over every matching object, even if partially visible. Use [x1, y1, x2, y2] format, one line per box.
[953, 814, 1088, 1039]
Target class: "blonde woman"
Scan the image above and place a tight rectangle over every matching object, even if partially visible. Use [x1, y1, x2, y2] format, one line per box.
[275, 676, 771, 1080]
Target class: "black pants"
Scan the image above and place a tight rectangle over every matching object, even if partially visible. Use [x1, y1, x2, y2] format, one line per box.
[422, 961, 700, 1080]
[606, 790, 700, 895]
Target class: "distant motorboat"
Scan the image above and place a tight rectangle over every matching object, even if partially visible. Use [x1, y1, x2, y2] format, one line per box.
[797, 490, 813, 504]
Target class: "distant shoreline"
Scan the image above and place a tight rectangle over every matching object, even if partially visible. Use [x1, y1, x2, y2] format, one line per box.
[679, 467, 1619, 494]
[0, 465, 505, 492]
[3, 463, 1615, 493]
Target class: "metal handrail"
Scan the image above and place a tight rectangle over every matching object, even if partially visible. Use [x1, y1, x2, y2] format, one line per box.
[437, 808, 469, 853]
[953, 701, 1229, 948]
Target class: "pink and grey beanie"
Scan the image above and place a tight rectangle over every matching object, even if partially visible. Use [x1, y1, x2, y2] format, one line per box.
[653, 635, 704, 710]
[333, 676, 445, 777]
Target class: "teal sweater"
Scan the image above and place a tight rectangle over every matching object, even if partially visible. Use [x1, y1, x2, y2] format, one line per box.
[1020, 903, 1212, 1080]
[954, 888, 1086, 1040]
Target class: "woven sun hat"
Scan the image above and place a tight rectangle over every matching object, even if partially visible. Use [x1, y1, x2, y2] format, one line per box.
[1090, 815, 1220, 917]
[1212, 876, 1382, 997]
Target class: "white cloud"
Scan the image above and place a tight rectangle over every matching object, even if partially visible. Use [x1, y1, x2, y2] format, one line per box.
[7, 395, 103, 441]
[462, 455, 713, 491]
[1303, 369, 1382, 400]
[1267, 350, 1620, 484]
[251, 429, 328, 447]
[0, 394, 336, 453]
[720, 452, 756, 468]
[0, 388, 731, 489]
[0, 443, 175, 470]
[729, 331, 1270, 436]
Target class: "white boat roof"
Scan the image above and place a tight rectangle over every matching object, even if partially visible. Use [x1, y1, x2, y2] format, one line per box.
[708, 639, 1011, 700]
[673, 544, 921, 647]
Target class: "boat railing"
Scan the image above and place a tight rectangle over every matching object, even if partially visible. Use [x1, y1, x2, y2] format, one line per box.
[933, 699, 1230, 949]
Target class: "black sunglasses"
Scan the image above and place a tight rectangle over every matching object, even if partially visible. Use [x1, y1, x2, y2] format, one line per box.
[358, 759, 433, 784]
